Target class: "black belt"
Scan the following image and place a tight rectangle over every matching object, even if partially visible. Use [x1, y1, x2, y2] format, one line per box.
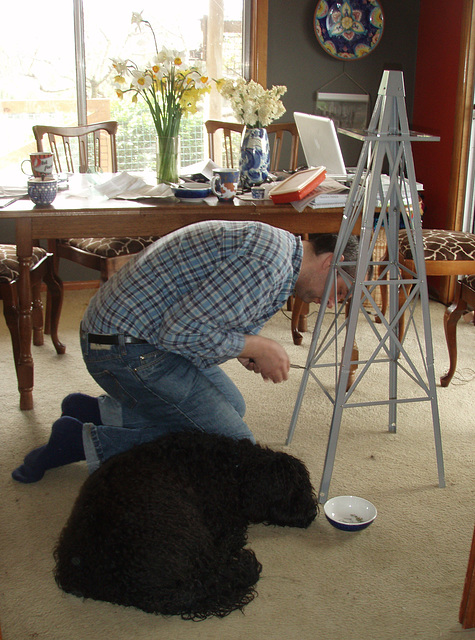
[87, 333, 148, 345]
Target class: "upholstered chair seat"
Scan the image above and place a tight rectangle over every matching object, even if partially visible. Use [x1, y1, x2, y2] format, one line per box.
[379, 228, 475, 387]
[0, 245, 50, 282]
[399, 229, 475, 266]
[63, 236, 160, 258]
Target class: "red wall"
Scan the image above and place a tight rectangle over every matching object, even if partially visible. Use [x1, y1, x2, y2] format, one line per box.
[412, 0, 465, 229]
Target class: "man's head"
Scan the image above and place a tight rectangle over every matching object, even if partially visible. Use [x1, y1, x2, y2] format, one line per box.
[295, 234, 359, 307]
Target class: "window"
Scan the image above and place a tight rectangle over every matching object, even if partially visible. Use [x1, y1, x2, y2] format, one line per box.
[0, 0, 267, 178]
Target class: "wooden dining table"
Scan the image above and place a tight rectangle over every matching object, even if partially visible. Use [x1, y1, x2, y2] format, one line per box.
[3, 191, 356, 409]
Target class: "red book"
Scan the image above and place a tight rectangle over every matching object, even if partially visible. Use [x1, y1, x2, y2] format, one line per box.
[269, 167, 327, 203]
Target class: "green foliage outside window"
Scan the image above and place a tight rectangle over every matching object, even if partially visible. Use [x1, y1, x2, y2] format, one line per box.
[110, 99, 205, 173]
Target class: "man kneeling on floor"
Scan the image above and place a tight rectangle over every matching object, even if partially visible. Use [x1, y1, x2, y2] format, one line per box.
[12, 220, 358, 483]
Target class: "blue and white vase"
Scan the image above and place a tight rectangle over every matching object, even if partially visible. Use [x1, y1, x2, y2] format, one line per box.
[239, 127, 270, 188]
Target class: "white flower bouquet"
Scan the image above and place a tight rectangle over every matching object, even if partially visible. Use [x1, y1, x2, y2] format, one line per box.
[112, 12, 212, 139]
[111, 12, 212, 182]
[217, 78, 287, 128]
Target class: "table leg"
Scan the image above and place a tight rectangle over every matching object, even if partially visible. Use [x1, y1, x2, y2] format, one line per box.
[16, 219, 34, 410]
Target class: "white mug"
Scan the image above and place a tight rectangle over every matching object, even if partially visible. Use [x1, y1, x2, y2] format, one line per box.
[22, 152, 54, 178]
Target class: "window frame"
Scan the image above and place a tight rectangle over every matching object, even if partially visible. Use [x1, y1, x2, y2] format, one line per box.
[72, 0, 268, 125]
[250, 0, 268, 87]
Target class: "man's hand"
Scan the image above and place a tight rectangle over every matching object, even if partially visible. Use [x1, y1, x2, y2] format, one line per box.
[237, 357, 259, 372]
[238, 335, 290, 383]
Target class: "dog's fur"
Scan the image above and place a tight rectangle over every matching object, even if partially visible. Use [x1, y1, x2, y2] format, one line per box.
[54, 431, 317, 620]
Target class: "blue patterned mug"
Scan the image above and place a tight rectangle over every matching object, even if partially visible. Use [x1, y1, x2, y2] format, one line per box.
[27, 177, 58, 205]
[210, 168, 240, 202]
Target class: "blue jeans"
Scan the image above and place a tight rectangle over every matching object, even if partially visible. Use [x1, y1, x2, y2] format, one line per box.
[80, 331, 254, 472]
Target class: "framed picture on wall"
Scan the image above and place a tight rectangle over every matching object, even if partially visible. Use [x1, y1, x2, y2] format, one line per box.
[316, 92, 370, 130]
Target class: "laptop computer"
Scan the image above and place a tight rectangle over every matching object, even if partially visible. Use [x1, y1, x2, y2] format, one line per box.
[294, 112, 349, 181]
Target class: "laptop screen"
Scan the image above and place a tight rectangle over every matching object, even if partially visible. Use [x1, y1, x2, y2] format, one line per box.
[294, 112, 347, 178]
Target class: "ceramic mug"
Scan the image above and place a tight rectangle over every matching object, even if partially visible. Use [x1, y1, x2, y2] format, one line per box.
[22, 152, 54, 178]
[210, 168, 240, 202]
[27, 177, 58, 205]
[251, 186, 265, 200]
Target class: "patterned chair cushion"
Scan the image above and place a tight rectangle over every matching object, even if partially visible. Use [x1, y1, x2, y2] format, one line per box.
[62, 236, 160, 258]
[399, 229, 475, 261]
[0, 245, 49, 284]
[462, 274, 475, 291]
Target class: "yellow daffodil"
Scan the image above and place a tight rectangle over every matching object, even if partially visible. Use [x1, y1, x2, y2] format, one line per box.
[111, 13, 212, 140]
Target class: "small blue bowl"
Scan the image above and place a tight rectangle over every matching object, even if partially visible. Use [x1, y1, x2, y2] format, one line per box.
[324, 496, 377, 532]
[173, 183, 211, 201]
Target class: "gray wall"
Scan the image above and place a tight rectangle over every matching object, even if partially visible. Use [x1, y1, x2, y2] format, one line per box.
[267, 0, 421, 166]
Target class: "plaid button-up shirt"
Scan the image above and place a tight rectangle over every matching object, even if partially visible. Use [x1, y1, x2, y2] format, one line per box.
[82, 220, 302, 369]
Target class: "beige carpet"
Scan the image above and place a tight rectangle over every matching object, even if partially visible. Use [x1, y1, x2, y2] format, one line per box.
[1, 289, 474, 640]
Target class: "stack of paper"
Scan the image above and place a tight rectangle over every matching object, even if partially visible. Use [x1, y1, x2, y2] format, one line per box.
[292, 178, 349, 212]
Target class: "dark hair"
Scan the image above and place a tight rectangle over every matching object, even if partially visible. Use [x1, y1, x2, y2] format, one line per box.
[308, 233, 360, 278]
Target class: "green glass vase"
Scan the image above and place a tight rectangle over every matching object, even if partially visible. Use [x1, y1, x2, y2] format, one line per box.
[156, 136, 180, 184]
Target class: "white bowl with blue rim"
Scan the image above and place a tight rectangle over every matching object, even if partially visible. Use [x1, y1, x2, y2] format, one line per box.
[173, 182, 211, 202]
[324, 496, 377, 531]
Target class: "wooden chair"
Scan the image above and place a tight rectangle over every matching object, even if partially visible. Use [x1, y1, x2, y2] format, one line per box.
[266, 122, 300, 174]
[379, 229, 475, 385]
[34, 121, 119, 174]
[33, 122, 159, 284]
[0, 244, 65, 410]
[205, 120, 245, 169]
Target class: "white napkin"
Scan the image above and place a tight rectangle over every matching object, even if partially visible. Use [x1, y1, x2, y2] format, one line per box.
[0, 186, 28, 197]
[95, 172, 174, 199]
[180, 158, 219, 181]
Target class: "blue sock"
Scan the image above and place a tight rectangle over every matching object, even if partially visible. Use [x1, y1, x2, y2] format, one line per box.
[12, 416, 85, 484]
[61, 393, 101, 424]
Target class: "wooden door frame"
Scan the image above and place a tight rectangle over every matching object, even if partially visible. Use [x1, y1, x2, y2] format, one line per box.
[250, 0, 268, 87]
[434, 0, 475, 302]
[448, 0, 475, 232]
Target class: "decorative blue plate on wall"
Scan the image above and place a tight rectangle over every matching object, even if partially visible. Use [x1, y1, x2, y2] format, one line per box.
[314, 0, 384, 60]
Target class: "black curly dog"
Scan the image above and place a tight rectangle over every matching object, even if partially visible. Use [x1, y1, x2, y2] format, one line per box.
[54, 430, 318, 620]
